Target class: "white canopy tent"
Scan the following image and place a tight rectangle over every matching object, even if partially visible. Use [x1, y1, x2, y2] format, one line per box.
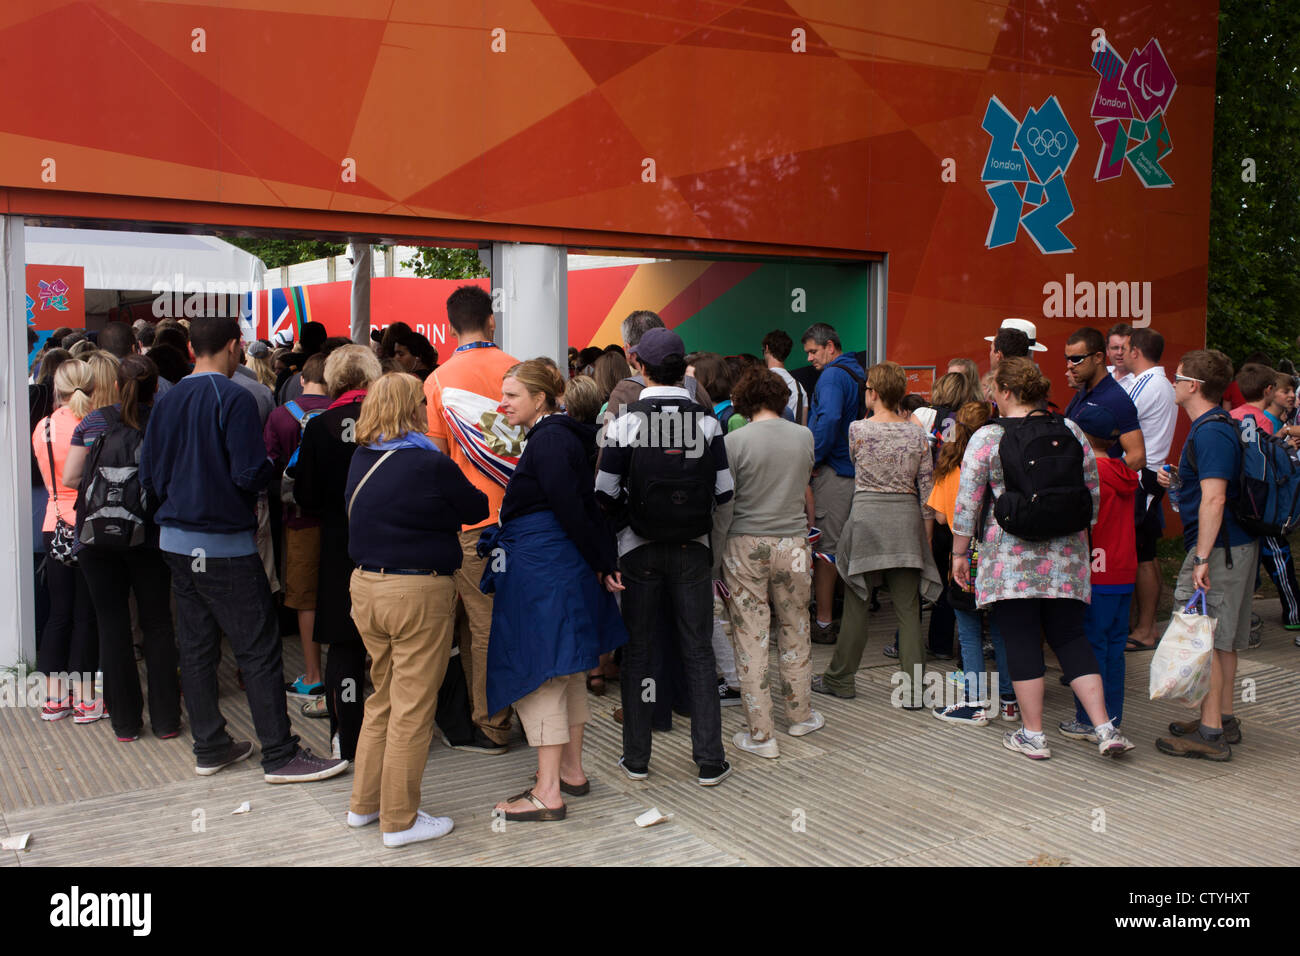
[24, 226, 266, 318]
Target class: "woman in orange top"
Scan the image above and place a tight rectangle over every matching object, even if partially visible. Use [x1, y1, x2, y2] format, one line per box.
[31, 359, 103, 723]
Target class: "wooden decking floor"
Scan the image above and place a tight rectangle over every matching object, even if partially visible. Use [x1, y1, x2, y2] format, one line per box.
[3, 598, 1298, 866]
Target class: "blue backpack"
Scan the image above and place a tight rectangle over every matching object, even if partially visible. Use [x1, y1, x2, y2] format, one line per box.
[280, 400, 325, 507]
[1190, 410, 1300, 539]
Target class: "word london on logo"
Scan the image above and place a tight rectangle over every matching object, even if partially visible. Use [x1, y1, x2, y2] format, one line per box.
[50, 886, 151, 937]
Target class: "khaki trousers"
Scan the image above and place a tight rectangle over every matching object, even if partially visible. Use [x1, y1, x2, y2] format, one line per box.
[454, 529, 512, 744]
[349, 570, 457, 833]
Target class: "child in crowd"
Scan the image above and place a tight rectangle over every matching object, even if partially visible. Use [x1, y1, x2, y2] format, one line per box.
[1062, 405, 1138, 742]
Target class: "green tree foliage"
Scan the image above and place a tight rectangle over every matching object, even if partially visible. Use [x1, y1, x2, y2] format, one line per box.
[1208, 0, 1300, 367]
[400, 247, 489, 279]
[226, 237, 346, 269]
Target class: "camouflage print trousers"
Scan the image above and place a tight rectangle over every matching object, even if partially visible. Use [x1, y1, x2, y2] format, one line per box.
[721, 534, 813, 742]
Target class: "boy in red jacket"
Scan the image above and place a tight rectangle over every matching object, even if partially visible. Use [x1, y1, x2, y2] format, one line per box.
[1063, 405, 1140, 742]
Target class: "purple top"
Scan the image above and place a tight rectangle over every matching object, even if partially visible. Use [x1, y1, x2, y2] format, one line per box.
[264, 394, 332, 529]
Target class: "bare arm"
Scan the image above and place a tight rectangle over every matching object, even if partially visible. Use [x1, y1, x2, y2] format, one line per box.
[1119, 428, 1146, 472]
[63, 444, 88, 490]
[1193, 478, 1228, 591]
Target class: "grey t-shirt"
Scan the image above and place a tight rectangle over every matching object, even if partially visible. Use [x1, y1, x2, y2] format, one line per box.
[719, 418, 814, 538]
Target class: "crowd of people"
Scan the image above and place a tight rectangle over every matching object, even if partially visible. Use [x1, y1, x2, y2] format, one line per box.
[25, 295, 1299, 847]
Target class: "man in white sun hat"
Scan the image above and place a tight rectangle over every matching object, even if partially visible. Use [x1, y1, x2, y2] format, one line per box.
[986, 318, 1048, 371]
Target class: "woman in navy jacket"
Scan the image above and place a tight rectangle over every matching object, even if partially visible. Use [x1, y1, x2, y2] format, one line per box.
[481, 359, 627, 821]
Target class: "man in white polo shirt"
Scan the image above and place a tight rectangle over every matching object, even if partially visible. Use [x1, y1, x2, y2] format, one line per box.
[1121, 328, 1178, 650]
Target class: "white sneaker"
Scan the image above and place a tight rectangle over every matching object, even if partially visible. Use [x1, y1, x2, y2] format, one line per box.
[1097, 726, 1135, 757]
[732, 730, 779, 758]
[787, 710, 826, 737]
[347, 810, 379, 828]
[382, 810, 454, 848]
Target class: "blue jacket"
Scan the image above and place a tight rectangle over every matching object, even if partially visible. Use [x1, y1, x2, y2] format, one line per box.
[808, 353, 864, 476]
[139, 372, 275, 534]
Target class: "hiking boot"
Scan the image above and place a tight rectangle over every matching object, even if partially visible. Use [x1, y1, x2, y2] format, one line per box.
[263, 747, 349, 784]
[811, 620, 838, 645]
[1169, 715, 1241, 745]
[1155, 732, 1231, 761]
[810, 674, 855, 699]
[196, 740, 255, 776]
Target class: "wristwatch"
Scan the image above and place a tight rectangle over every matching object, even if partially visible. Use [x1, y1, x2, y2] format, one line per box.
[1192, 555, 1210, 567]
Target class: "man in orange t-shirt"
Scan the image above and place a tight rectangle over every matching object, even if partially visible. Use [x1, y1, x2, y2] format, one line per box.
[424, 285, 525, 753]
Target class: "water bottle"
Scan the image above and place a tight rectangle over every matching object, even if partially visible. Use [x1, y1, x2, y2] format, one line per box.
[1164, 464, 1182, 513]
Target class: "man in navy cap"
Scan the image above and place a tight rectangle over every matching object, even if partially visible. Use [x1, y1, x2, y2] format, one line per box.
[596, 327, 735, 787]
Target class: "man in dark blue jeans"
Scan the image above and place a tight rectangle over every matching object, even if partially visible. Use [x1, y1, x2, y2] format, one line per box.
[140, 315, 347, 784]
[596, 328, 734, 786]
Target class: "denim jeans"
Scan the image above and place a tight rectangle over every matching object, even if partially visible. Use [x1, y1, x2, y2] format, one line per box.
[1076, 590, 1129, 726]
[953, 608, 987, 703]
[163, 551, 299, 771]
[619, 541, 724, 768]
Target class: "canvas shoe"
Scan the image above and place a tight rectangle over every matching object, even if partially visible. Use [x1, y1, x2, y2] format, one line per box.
[1096, 725, 1135, 757]
[382, 810, 454, 848]
[1058, 719, 1098, 742]
[285, 674, 324, 698]
[999, 697, 1019, 722]
[698, 761, 733, 786]
[933, 703, 989, 726]
[617, 756, 649, 780]
[196, 740, 255, 776]
[787, 710, 825, 737]
[347, 810, 379, 828]
[732, 731, 779, 758]
[718, 679, 742, 707]
[263, 748, 348, 784]
[1002, 729, 1051, 760]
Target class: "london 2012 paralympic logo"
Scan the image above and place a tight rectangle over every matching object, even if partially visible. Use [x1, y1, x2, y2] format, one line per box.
[980, 94, 1079, 254]
[1090, 35, 1176, 187]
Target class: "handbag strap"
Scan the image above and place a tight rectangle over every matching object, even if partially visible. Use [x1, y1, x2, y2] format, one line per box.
[347, 449, 396, 520]
[44, 416, 66, 524]
[1183, 588, 1208, 615]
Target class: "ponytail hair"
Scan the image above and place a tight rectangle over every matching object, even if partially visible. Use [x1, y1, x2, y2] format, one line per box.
[118, 354, 158, 430]
[85, 351, 121, 413]
[54, 359, 94, 420]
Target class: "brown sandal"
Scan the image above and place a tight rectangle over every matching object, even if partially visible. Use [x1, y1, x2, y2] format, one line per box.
[586, 671, 606, 696]
[500, 789, 566, 822]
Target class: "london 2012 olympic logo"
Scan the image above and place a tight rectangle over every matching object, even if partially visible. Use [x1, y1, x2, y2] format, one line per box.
[980, 95, 1079, 255]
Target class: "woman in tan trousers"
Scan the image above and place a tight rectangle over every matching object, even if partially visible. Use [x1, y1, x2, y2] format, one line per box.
[343, 373, 488, 847]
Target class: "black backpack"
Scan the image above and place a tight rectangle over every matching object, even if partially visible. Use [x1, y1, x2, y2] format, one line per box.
[78, 406, 153, 549]
[993, 409, 1093, 541]
[624, 397, 717, 543]
[832, 362, 868, 421]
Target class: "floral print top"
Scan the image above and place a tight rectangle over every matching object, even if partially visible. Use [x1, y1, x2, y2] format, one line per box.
[848, 419, 934, 518]
[952, 418, 1100, 608]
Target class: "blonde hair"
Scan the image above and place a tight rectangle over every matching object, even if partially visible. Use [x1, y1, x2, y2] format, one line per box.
[54, 359, 94, 420]
[85, 351, 121, 412]
[355, 372, 427, 446]
[505, 358, 565, 413]
[324, 344, 382, 398]
[247, 351, 276, 389]
[563, 374, 602, 424]
[69, 339, 97, 359]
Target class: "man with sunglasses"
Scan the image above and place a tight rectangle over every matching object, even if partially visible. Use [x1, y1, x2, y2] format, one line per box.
[1063, 327, 1146, 472]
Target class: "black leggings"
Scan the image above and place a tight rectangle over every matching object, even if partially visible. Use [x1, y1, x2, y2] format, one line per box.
[325, 641, 367, 761]
[38, 535, 98, 678]
[990, 598, 1099, 683]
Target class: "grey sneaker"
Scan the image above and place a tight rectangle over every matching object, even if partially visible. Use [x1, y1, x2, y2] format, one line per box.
[195, 740, 254, 776]
[1003, 729, 1051, 760]
[264, 747, 349, 784]
[1058, 719, 1098, 742]
[1096, 725, 1135, 757]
